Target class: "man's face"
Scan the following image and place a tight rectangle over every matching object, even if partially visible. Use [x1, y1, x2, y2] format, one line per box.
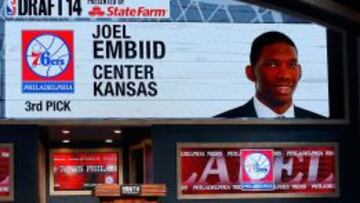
[248, 42, 301, 107]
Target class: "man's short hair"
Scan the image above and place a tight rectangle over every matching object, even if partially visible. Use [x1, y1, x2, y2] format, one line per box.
[250, 31, 297, 66]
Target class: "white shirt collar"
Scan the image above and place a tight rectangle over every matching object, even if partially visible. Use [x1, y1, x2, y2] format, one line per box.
[253, 96, 295, 118]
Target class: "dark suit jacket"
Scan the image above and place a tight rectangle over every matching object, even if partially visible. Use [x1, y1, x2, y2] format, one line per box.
[215, 99, 325, 118]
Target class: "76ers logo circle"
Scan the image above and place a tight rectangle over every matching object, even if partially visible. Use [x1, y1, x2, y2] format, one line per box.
[26, 34, 70, 77]
[244, 153, 270, 180]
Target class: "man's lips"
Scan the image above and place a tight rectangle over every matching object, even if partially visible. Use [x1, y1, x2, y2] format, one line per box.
[275, 85, 293, 94]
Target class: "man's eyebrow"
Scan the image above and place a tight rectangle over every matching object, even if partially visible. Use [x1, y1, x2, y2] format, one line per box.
[288, 59, 298, 62]
[264, 59, 279, 63]
[265, 58, 298, 62]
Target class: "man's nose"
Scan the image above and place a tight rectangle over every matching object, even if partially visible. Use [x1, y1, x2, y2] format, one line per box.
[276, 64, 291, 79]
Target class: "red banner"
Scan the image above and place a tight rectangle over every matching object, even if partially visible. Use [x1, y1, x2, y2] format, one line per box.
[52, 151, 120, 190]
[178, 143, 338, 199]
[0, 145, 12, 200]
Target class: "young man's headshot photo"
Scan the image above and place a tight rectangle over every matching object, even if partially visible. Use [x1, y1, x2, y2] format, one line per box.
[215, 31, 324, 119]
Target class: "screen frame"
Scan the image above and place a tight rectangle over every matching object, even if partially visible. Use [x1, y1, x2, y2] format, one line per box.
[49, 148, 123, 196]
[0, 27, 349, 125]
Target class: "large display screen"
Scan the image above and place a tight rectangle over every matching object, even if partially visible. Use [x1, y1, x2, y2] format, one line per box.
[0, 0, 346, 122]
[50, 149, 123, 195]
[177, 143, 339, 199]
[3, 22, 329, 119]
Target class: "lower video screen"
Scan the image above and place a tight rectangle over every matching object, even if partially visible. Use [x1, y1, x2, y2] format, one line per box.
[177, 143, 338, 199]
[50, 149, 122, 195]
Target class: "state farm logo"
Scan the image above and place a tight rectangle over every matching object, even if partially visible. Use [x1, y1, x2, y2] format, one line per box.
[88, 6, 105, 16]
[86, 6, 167, 18]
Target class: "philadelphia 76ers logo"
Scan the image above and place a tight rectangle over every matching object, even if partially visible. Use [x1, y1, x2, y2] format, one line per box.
[22, 30, 74, 93]
[240, 149, 274, 191]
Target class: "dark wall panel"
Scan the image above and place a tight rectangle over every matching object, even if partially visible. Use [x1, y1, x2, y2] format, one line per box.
[0, 125, 39, 203]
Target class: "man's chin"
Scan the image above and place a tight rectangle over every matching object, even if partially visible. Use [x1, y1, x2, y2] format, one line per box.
[271, 97, 292, 106]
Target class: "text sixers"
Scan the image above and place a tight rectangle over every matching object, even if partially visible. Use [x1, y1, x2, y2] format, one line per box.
[31, 47, 66, 67]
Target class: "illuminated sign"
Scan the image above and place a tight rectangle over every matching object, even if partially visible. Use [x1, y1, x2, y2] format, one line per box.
[50, 149, 123, 195]
[177, 143, 339, 199]
[5, 22, 329, 119]
[0, 144, 13, 201]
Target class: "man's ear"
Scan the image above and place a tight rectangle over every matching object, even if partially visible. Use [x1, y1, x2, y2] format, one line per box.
[245, 65, 256, 82]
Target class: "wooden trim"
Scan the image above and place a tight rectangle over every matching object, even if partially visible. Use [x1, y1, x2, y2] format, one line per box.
[93, 184, 166, 197]
[129, 139, 152, 184]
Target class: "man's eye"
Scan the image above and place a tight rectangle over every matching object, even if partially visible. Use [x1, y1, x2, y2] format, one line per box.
[289, 62, 299, 68]
[266, 61, 277, 68]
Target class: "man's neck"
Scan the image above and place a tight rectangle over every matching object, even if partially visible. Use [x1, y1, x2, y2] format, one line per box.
[253, 96, 295, 118]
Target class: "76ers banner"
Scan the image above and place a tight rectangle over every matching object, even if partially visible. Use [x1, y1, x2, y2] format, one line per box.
[177, 143, 339, 199]
[50, 149, 123, 195]
[0, 144, 13, 201]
